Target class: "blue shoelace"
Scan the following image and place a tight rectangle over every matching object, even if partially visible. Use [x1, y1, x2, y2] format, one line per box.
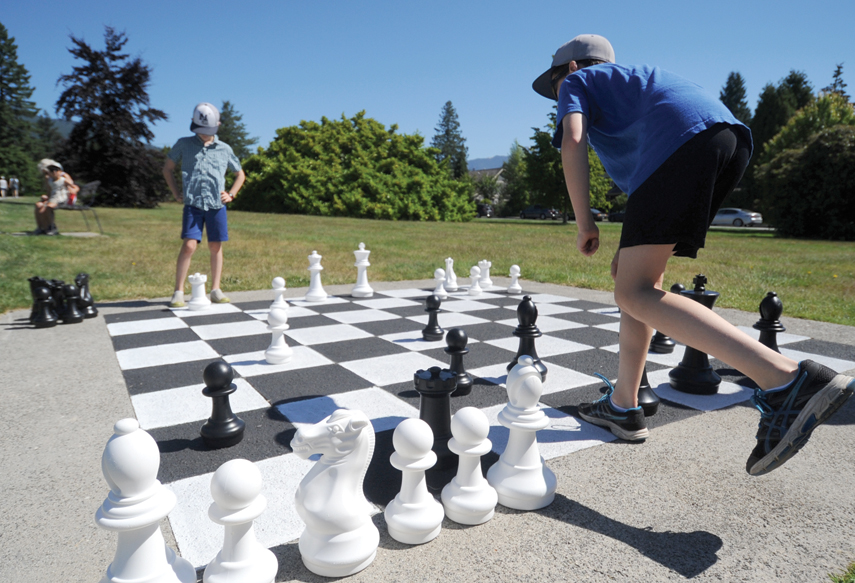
[593, 372, 615, 404]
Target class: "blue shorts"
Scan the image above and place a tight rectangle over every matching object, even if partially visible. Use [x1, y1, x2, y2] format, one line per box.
[181, 205, 229, 242]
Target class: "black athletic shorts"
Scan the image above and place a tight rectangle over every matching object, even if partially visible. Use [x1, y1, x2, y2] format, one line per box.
[619, 123, 752, 258]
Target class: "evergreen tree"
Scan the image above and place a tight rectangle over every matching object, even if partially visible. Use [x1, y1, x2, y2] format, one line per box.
[430, 101, 468, 179]
[500, 140, 527, 215]
[719, 72, 752, 125]
[32, 113, 65, 161]
[56, 26, 168, 207]
[218, 100, 258, 160]
[822, 63, 849, 102]
[751, 83, 792, 151]
[0, 22, 41, 192]
[781, 70, 814, 111]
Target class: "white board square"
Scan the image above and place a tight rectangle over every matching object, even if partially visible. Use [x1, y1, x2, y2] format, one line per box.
[379, 331, 480, 352]
[223, 346, 335, 377]
[377, 288, 432, 298]
[589, 306, 621, 318]
[486, 335, 593, 358]
[132, 378, 269, 430]
[289, 296, 351, 307]
[166, 453, 316, 569]
[779, 348, 855, 374]
[594, 321, 621, 333]
[494, 315, 588, 333]
[115, 340, 219, 370]
[107, 317, 188, 337]
[191, 319, 270, 340]
[600, 343, 687, 368]
[276, 387, 420, 433]
[285, 324, 373, 346]
[448, 290, 505, 300]
[407, 313, 489, 328]
[468, 363, 512, 386]
[648, 368, 753, 411]
[171, 303, 242, 318]
[526, 293, 580, 304]
[245, 306, 318, 321]
[323, 309, 401, 324]
[481, 403, 615, 460]
[340, 352, 447, 386]
[503, 303, 582, 316]
[736, 326, 809, 346]
[441, 299, 501, 312]
[352, 297, 421, 309]
[538, 362, 603, 395]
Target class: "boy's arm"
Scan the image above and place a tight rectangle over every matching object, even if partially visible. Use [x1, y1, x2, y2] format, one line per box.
[561, 112, 599, 256]
[221, 169, 246, 204]
[162, 159, 183, 203]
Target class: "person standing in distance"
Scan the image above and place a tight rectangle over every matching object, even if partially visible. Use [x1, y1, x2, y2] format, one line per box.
[163, 102, 245, 307]
[533, 34, 853, 475]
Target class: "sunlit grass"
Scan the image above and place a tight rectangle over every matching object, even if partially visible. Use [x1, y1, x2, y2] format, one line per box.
[1, 198, 853, 325]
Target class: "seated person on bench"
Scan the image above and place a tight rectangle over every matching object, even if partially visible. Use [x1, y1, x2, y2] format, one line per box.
[34, 160, 78, 236]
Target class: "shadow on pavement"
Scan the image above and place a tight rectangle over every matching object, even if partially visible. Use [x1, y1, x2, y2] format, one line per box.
[540, 493, 722, 578]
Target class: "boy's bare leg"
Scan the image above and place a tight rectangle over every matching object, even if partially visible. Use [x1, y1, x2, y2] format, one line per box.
[611, 243, 798, 409]
[175, 239, 198, 292]
[208, 241, 223, 291]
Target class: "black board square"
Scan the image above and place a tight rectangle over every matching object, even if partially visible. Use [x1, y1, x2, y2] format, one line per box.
[311, 337, 410, 362]
[103, 309, 175, 324]
[545, 326, 621, 348]
[351, 317, 423, 337]
[248, 364, 374, 404]
[123, 357, 228, 395]
[181, 311, 256, 326]
[206, 333, 278, 356]
[111, 327, 202, 352]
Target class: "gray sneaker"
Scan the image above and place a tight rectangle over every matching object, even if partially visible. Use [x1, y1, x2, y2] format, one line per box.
[169, 291, 186, 308]
[747, 360, 855, 476]
[211, 289, 231, 304]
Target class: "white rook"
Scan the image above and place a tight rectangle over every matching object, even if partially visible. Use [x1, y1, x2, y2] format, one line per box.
[188, 273, 211, 311]
[486, 356, 557, 510]
[478, 259, 493, 288]
[351, 242, 374, 298]
[203, 459, 278, 583]
[95, 418, 195, 583]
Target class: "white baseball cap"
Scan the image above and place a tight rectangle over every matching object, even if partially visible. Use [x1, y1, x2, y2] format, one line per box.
[532, 34, 615, 100]
[190, 102, 220, 135]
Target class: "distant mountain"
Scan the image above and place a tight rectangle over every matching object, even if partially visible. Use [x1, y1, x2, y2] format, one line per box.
[468, 155, 508, 170]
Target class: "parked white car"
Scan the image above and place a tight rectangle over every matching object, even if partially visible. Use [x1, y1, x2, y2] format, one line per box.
[711, 208, 763, 227]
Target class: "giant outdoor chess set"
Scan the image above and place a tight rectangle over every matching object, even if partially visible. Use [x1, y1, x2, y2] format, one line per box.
[94, 247, 855, 580]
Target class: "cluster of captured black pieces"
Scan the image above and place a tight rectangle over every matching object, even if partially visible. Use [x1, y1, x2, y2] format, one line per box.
[29, 273, 98, 328]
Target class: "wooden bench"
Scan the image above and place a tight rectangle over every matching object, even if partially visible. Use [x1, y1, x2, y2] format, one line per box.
[57, 181, 103, 235]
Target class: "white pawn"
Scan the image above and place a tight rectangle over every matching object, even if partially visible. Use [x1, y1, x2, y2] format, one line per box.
[96, 419, 195, 583]
[468, 266, 482, 296]
[486, 356, 557, 510]
[478, 260, 493, 288]
[441, 408, 498, 525]
[265, 308, 292, 364]
[444, 257, 458, 292]
[270, 277, 289, 311]
[384, 419, 444, 544]
[188, 273, 212, 311]
[433, 268, 448, 300]
[508, 265, 523, 295]
[351, 242, 374, 298]
[305, 250, 328, 302]
[204, 459, 278, 583]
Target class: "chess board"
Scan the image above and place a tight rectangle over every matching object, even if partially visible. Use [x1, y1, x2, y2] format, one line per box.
[103, 285, 855, 569]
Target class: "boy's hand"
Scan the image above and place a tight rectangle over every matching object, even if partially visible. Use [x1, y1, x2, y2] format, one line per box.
[576, 225, 600, 256]
[221, 191, 234, 204]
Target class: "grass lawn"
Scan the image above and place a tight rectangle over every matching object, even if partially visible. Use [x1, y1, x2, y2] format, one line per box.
[1, 197, 853, 325]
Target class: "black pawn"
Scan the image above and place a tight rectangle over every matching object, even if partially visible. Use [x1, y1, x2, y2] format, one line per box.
[649, 283, 683, 354]
[422, 294, 444, 341]
[29, 276, 49, 323]
[414, 366, 458, 470]
[61, 284, 84, 324]
[507, 295, 547, 382]
[200, 361, 245, 449]
[637, 366, 659, 417]
[49, 279, 66, 320]
[753, 291, 785, 353]
[445, 328, 473, 397]
[32, 286, 58, 328]
[75, 273, 98, 319]
[668, 275, 721, 395]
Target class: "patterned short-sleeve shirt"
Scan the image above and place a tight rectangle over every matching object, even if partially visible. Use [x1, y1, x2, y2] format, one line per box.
[167, 135, 242, 210]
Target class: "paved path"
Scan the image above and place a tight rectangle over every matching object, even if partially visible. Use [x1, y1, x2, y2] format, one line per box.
[2, 279, 853, 582]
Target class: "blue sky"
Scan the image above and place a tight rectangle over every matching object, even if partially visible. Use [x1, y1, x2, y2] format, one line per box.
[3, 1, 853, 159]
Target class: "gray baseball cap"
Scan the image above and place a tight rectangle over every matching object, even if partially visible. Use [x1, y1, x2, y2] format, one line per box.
[532, 34, 615, 100]
[190, 102, 220, 135]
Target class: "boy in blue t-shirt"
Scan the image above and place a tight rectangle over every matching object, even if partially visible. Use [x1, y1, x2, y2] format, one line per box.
[533, 35, 854, 475]
[163, 103, 245, 307]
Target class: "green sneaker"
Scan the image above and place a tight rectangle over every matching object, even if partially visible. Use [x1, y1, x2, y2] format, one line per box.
[211, 289, 231, 304]
[169, 291, 186, 308]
